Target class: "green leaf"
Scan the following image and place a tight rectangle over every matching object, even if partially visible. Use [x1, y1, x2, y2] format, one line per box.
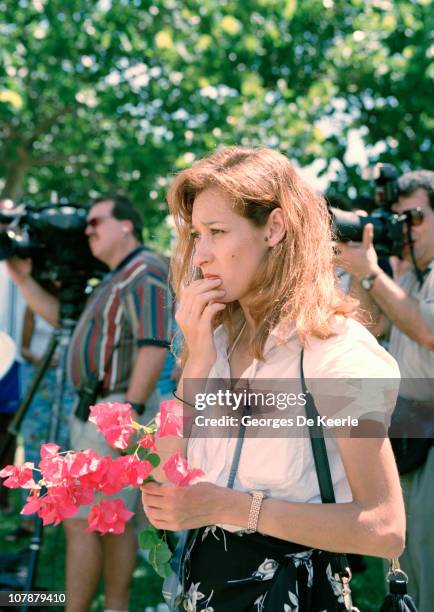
[156, 561, 173, 578]
[138, 525, 161, 549]
[156, 541, 173, 564]
[121, 446, 136, 455]
[146, 453, 161, 468]
[149, 539, 173, 577]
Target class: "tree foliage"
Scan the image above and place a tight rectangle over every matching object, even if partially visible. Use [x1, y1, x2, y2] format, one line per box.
[0, 0, 432, 239]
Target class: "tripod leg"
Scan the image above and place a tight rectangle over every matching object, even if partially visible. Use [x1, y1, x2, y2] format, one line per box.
[21, 323, 76, 594]
[0, 334, 58, 464]
[0, 334, 58, 524]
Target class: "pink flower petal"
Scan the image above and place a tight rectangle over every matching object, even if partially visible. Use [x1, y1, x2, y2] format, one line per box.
[156, 400, 184, 438]
[86, 499, 134, 534]
[163, 450, 204, 486]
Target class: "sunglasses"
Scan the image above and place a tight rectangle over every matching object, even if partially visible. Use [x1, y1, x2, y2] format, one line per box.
[401, 208, 424, 226]
[86, 215, 112, 229]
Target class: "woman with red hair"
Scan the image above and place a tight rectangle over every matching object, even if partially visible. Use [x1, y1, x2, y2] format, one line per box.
[142, 147, 405, 611]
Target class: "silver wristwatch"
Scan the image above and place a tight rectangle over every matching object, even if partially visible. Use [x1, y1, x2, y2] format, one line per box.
[360, 273, 378, 291]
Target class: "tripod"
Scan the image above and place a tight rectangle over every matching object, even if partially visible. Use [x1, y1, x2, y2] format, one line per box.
[0, 287, 83, 611]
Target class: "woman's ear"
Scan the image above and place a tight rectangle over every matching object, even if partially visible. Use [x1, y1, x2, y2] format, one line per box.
[265, 208, 286, 246]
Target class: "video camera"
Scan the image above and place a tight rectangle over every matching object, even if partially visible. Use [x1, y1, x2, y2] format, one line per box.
[330, 163, 408, 256]
[0, 201, 106, 317]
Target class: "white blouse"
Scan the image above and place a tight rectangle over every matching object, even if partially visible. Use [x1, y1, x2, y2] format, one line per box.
[187, 316, 400, 530]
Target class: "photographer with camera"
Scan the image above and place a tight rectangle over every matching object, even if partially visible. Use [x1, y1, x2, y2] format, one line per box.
[6, 195, 173, 612]
[336, 170, 434, 611]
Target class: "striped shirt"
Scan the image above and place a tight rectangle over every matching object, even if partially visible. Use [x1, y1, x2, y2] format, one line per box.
[67, 247, 172, 393]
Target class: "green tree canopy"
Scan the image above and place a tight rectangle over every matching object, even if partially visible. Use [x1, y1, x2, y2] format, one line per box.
[1, 0, 432, 242]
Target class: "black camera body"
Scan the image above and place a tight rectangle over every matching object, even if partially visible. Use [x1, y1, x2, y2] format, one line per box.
[330, 163, 404, 256]
[0, 202, 107, 318]
[75, 372, 102, 422]
[0, 202, 106, 280]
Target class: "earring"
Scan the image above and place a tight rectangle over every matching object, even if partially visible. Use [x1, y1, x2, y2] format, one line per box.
[264, 237, 269, 242]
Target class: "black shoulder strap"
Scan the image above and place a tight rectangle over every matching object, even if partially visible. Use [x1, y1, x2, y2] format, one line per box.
[226, 387, 251, 489]
[300, 348, 336, 504]
[300, 348, 351, 578]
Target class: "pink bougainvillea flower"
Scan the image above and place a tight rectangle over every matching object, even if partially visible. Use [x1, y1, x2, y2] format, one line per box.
[21, 491, 42, 516]
[122, 455, 153, 487]
[40, 443, 61, 459]
[93, 455, 153, 494]
[163, 450, 204, 486]
[77, 456, 124, 496]
[39, 444, 94, 486]
[68, 482, 95, 508]
[67, 449, 101, 479]
[156, 400, 184, 438]
[89, 402, 135, 450]
[35, 485, 81, 525]
[74, 451, 112, 490]
[137, 433, 157, 451]
[21, 482, 94, 523]
[39, 452, 70, 484]
[0, 463, 36, 489]
[98, 457, 130, 495]
[86, 498, 134, 535]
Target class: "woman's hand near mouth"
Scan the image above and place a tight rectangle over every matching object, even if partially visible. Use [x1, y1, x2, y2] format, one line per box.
[176, 277, 226, 377]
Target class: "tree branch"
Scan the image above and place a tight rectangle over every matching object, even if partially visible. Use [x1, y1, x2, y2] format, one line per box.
[30, 153, 74, 166]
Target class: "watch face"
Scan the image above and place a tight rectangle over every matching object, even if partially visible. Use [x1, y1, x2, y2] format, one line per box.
[360, 274, 377, 290]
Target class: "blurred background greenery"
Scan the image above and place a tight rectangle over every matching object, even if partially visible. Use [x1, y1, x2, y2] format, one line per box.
[1, 0, 432, 251]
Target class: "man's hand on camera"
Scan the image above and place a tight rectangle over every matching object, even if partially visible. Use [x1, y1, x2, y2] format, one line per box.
[335, 223, 381, 279]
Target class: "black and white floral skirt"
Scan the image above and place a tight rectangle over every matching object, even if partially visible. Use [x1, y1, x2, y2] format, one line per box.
[181, 526, 351, 612]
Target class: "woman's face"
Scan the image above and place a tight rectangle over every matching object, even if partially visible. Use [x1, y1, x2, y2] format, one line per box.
[191, 187, 270, 304]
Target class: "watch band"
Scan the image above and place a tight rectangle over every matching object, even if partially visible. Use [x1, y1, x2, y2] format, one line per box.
[245, 490, 266, 534]
[128, 402, 146, 415]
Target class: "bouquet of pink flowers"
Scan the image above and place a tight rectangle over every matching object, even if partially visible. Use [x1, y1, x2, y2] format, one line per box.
[0, 400, 203, 577]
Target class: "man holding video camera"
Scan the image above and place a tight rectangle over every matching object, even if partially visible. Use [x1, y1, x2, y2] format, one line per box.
[7, 194, 172, 612]
[337, 170, 434, 611]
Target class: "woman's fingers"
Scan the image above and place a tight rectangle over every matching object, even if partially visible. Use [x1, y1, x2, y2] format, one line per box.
[142, 483, 216, 531]
[179, 278, 222, 308]
[142, 485, 184, 529]
[141, 482, 177, 503]
[187, 277, 222, 291]
[200, 302, 226, 327]
[175, 277, 225, 368]
[177, 279, 225, 333]
[186, 289, 225, 321]
[179, 277, 222, 301]
[141, 481, 164, 494]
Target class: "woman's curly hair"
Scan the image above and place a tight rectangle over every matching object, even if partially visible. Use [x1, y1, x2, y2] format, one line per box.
[167, 146, 357, 361]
